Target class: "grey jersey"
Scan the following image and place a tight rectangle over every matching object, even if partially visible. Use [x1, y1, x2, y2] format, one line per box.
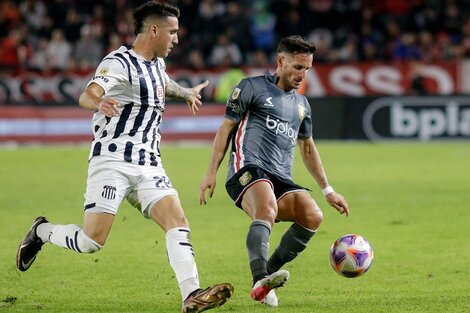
[225, 71, 313, 181]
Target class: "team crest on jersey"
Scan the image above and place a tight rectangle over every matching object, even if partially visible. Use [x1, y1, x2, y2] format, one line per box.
[156, 86, 164, 101]
[239, 171, 252, 186]
[98, 67, 109, 76]
[298, 104, 306, 121]
[231, 88, 241, 100]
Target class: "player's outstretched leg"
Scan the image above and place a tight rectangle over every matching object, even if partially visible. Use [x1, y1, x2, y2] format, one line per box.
[16, 216, 49, 271]
[182, 282, 234, 313]
[251, 270, 289, 304]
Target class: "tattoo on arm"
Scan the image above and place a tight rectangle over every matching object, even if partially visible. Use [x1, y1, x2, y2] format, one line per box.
[167, 79, 191, 100]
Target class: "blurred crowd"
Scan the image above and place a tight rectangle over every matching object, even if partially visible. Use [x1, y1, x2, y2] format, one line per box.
[1, 0, 470, 73]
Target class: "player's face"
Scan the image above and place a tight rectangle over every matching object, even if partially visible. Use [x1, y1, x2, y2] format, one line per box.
[153, 16, 179, 58]
[276, 52, 313, 92]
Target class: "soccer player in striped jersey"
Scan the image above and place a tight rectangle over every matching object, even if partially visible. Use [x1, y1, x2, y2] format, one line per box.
[199, 36, 349, 307]
[16, 2, 232, 312]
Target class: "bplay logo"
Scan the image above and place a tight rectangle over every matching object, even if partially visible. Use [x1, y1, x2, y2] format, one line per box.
[265, 115, 297, 143]
[363, 97, 470, 140]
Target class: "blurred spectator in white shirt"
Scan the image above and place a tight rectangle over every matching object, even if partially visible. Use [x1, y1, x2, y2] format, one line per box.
[19, 0, 46, 31]
[46, 29, 72, 71]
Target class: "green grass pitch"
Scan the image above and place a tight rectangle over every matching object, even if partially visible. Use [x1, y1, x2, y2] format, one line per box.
[1, 142, 469, 312]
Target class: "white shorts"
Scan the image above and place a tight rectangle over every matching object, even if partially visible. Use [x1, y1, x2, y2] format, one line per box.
[84, 157, 178, 218]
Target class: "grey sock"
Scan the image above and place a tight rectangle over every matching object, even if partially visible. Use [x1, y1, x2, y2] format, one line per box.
[267, 223, 316, 274]
[246, 220, 271, 283]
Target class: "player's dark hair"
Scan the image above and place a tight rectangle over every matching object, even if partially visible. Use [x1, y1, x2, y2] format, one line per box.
[277, 35, 316, 55]
[133, 1, 180, 35]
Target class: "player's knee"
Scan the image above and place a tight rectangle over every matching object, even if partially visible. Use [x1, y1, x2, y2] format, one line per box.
[77, 230, 102, 253]
[259, 200, 278, 223]
[256, 205, 278, 224]
[313, 209, 324, 226]
[303, 207, 323, 230]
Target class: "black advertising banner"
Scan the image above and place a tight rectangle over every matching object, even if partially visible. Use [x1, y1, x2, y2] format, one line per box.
[311, 96, 470, 141]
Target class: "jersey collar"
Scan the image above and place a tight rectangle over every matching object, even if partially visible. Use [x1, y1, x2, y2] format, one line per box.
[125, 45, 158, 64]
[264, 70, 279, 85]
[264, 70, 295, 94]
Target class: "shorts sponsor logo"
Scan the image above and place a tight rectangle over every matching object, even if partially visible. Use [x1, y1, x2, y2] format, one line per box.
[363, 97, 470, 140]
[102, 185, 117, 200]
[239, 171, 252, 186]
[266, 115, 297, 143]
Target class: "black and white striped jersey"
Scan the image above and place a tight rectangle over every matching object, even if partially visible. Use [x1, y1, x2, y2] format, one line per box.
[86, 46, 169, 167]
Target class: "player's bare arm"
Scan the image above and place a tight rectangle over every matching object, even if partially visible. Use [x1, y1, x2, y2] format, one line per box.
[167, 79, 209, 115]
[78, 83, 120, 117]
[199, 118, 237, 205]
[298, 137, 350, 216]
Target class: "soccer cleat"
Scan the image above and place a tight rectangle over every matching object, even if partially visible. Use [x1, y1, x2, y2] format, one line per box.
[261, 289, 278, 307]
[182, 283, 234, 313]
[16, 216, 48, 272]
[250, 269, 289, 302]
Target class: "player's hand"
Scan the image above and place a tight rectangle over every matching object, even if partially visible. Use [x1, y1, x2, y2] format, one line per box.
[326, 192, 349, 217]
[98, 98, 120, 117]
[186, 80, 209, 116]
[199, 174, 216, 205]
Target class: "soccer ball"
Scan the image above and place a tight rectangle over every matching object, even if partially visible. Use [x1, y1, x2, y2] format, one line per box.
[329, 234, 374, 278]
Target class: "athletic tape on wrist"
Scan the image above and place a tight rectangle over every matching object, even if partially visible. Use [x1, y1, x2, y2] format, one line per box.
[322, 186, 334, 196]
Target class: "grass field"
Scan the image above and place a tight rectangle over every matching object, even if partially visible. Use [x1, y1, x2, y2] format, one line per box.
[1, 142, 469, 313]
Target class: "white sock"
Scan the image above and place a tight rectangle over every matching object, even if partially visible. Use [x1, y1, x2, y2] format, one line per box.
[36, 222, 54, 243]
[48, 224, 102, 253]
[166, 227, 200, 300]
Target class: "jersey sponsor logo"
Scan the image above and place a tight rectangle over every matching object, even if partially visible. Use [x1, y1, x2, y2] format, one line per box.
[298, 104, 306, 121]
[231, 88, 241, 100]
[265, 115, 297, 143]
[134, 73, 149, 79]
[239, 171, 252, 186]
[227, 101, 240, 113]
[93, 76, 109, 83]
[101, 185, 117, 200]
[263, 97, 274, 107]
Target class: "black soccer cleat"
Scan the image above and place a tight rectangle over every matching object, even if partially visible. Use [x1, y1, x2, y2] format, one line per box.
[182, 283, 234, 313]
[16, 216, 49, 272]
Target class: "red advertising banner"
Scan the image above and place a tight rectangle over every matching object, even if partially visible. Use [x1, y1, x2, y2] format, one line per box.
[303, 61, 459, 97]
[0, 60, 465, 104]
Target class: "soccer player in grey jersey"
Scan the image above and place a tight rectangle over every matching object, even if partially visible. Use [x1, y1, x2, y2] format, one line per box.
[16, 2, 232, 312]
[200, 35, 349, 307]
